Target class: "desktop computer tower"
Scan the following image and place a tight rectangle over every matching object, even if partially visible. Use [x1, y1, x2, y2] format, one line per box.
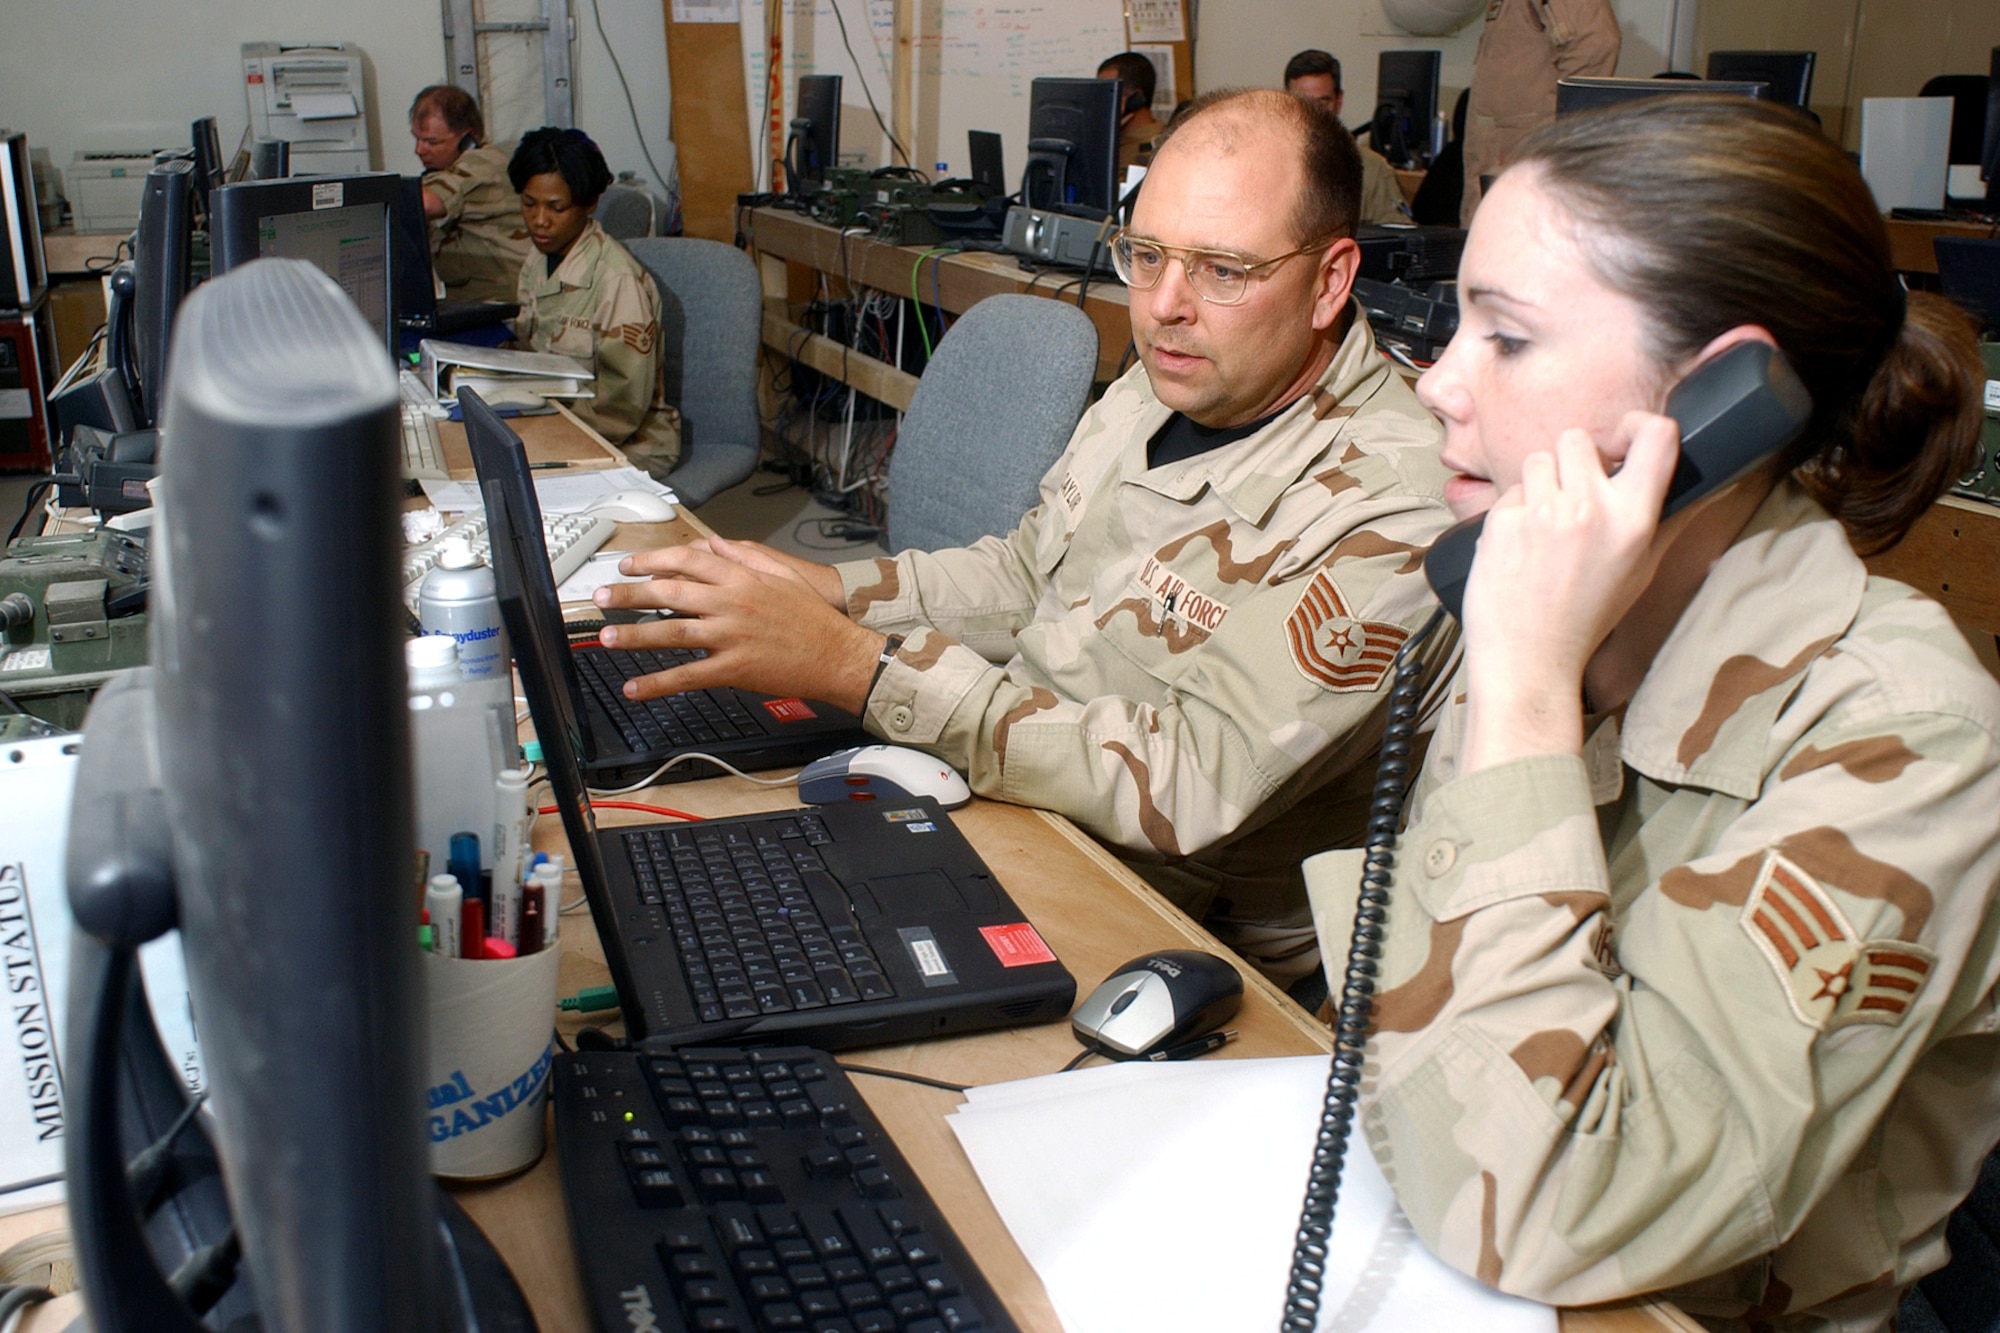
[0, 297, 56, 472]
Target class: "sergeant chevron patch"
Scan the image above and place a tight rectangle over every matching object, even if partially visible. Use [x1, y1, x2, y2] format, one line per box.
[1740, 852, 1936, 1031]
[1285, 569, 1407, 693]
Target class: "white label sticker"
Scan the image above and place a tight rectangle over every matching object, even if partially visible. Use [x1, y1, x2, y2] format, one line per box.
[1, 647, 51, 673]
[0, 389, 29, 420]
[311, 180, 344, 210]
[909, 937, 948, 978]
[903, 822, 936, 833]
[1984, 379, 1999, 413]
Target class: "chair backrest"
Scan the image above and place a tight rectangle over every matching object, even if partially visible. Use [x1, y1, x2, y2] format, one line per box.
[1918, 74, 1992, 165]
[887, 294, 1098, 554]
[624, 237, 764, 506]
[594, 184, 656, 240]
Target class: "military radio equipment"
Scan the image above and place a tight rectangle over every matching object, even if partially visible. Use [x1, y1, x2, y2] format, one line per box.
[1954, 339, 2000, 502]
[0, 527, 150, 729]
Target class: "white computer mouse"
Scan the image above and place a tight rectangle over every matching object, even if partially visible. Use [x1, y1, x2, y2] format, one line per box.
[587, 489, 678, 524]
[797, 745, 972, 809]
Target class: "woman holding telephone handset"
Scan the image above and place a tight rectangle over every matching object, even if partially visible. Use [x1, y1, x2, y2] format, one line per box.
[1303, 98, 2000, 1324]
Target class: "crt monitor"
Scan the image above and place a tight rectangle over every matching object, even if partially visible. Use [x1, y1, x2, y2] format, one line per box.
[1703, 51, 1815, 108]
[1375, 50, 1442, 168]
[1024, 77, 1121, 219]
[209, 172, 401, 356]
[249, 137, 291, 181]
[0, 130, 47, 309]
[790, 74, 842, 193]
[1556, 77, 1770, 117]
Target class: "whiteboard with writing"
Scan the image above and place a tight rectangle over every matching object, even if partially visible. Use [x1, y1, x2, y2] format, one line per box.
[740, 0, 1128, 186]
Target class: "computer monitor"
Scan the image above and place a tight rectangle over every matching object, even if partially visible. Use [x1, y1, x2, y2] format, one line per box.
[1024, 77, 1122, 219]
[130, 158, 196, 427]
[968, 130, 1006, 197]
[189, 115, 224, 216]
[391, 175, 437, 330]
[790, 74, 842, 193]
[1984, 48, 2000, 204]
[209, 172, 401, 356]
[1375, 50, 1442, 168]
[0, 130, 46, 309]
[1556, 77, 1771, 117]
[1704, 51, 1816, 108]
[249, 137, 291, 181]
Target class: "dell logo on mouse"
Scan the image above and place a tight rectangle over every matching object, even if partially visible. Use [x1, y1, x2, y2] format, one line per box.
[1147, 958, 1183, 978]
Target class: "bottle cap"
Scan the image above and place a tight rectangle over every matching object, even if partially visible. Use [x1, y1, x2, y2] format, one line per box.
[406, 634, 458, 675]
[437, 538, 482, 570]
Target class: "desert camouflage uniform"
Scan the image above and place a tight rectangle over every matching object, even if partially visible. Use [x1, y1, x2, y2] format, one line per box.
[1359, 147, 1411, 226]
[513, 220, 681, 479]
[424, 142, 532, 304]
[837, 313, 1454, 982]
[1460, 0, 1620, 224]
[1306, 482, 2000, 1329]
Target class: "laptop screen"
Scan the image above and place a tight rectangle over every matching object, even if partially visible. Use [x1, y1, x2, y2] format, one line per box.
[460, 389, 631, 997]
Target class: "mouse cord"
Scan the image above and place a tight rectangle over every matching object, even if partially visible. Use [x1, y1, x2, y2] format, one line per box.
[1060, 1045, 1102, 1073]
[834, 1064, 970, 1094]
[1280, 607, 1444, 1333]
[588, 751, 800, 796]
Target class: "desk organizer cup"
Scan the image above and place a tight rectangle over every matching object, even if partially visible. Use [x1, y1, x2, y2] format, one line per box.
[421, 940, 562, 1180]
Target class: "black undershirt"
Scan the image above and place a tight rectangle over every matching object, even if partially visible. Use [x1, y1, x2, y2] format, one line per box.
[1146, 403, 1288, 470]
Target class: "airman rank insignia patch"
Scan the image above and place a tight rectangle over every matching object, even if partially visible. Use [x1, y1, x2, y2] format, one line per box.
[1285, 570, 1407, 693]
[1740, 853, 1935, 1031]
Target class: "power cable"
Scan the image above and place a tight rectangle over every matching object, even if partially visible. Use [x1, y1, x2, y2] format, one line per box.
[587, 0, 676, 201]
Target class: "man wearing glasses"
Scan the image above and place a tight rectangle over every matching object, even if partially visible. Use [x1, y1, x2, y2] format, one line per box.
[597, 89, 1451, 1000]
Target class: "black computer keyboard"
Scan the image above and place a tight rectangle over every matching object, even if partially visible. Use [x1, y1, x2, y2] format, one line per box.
[575, 646, 760, 750]
[620, 816, 894, 1024]
[553, 1045, 1013, 1333]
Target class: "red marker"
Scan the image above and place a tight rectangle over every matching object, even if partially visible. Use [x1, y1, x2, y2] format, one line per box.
[462, 898, 486, 961]
[519, 882, 544, 956]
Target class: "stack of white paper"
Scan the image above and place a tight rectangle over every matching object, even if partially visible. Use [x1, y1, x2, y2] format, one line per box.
[948, 1057, 1556, 1333]
[420, 466, 677, 517]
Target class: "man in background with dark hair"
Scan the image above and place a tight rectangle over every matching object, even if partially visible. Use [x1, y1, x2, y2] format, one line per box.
[409, 85, 530, 303]
[1282, 49, 1410, 225]
[1096, 51, 1165, 175]
[594, 90, 1452, 998]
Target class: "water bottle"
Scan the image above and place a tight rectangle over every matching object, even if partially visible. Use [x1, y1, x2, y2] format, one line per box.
[406, 635, 512, 878]
[418, 538, 508, 681]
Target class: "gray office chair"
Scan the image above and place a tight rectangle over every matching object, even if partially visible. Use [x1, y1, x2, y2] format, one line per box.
[1898, 1146, 2000, 1332]
[624, 238, 763, 507]
[886, 294, 1098, 554]
[594, 184, 657, 240]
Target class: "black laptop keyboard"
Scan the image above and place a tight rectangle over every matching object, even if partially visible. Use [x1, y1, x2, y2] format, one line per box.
[553, 1045, 1013, 1332]
[622, 815, 895, 1025]
[576, 646, 762, 752]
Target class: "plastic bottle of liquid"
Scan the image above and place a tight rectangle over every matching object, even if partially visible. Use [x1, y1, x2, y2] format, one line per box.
[407, 636, 511, 877]
[418, 539, 508, 681]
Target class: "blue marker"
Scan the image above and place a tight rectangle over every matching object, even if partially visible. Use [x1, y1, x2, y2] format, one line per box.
[448, 831, 482, 906]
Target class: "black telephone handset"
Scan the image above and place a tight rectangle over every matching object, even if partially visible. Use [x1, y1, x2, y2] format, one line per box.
[1422, 340, 1814, 621]
[1279, 340, 1814, 1331]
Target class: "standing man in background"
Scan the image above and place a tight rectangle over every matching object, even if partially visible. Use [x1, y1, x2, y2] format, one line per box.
[1096, 52, 1166, 176]
[410, 85, 532, 303]
[1458, 0, 1618, 224]
[1283, 50, 1410, 225]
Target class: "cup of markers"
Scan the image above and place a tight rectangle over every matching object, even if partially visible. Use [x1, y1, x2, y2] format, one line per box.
[419, 842, 564, 1181]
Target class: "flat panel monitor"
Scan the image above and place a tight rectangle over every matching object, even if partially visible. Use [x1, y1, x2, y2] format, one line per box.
[190, 115, 224, 216]
[390, 175, 438, 328]
[210, 173, 401, 356]
[1556, 77, 1771, 117]
[0, 130, 46, 307]
[968, 129, 1006, 197]
[1375, 50, 1442, 168]
[790, 74, 842, 193]
[1024, 77, 1121, 219]
[1984, 48, 2000, 204]
[1704, 51, 1815, 108]
[132, 159, 197, 427]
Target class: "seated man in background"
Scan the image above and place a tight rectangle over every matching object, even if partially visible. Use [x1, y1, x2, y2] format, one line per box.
[1284, 49, 1410, 226]
[594, 90, 1454, 998]
[507, 127, 680, 481]
[410, 85, 531, 303]
[1097, 51, 1166, 176]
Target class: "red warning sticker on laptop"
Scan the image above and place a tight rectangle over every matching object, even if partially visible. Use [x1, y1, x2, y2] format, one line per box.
[762, 697, 818, 723]
[980, 922, 1057, 968]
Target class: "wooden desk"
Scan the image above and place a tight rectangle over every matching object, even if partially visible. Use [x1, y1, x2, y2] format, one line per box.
[743, 207, 1132, 412]
[1884, 215, 1996, 275]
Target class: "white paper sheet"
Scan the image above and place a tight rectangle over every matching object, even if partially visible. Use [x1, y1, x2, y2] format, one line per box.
[289, 91, 359, 121]
[419, 467, 677, 516]
[949, 1057, 1556, 1333]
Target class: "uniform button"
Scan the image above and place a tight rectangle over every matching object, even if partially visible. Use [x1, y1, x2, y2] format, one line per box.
[1423, 841, 1457, 877]
[888, 706, 914, 732]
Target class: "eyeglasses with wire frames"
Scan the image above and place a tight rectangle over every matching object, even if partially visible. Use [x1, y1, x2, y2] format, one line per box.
[1109, 229, 1336, 306]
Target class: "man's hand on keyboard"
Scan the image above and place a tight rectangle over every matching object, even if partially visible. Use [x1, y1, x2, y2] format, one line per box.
[595, 539, 881, 715]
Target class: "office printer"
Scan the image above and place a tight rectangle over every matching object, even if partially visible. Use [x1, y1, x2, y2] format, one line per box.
[241, 42, 371, 175]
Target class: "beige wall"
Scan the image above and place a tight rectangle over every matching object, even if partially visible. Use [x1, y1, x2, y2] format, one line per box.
[1696, 0, 2000, 148]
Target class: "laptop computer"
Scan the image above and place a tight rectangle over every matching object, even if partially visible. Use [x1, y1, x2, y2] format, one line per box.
[461, 388, 872, 786]
[968, 130, 1007, 198]
[463, 389, 1078, 1050]
[392, 176, 520, 336]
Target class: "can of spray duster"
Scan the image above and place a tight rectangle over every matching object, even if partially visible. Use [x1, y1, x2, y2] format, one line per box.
[418, 538, 508, 680]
